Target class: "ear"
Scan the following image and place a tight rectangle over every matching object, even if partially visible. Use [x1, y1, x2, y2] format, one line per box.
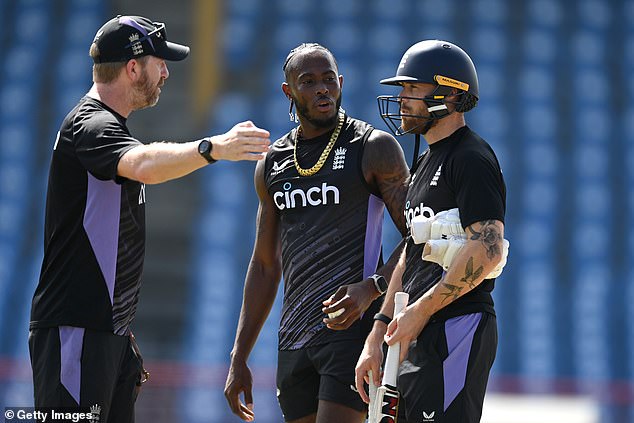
[282, 82, 292, 100]
[339, 74, 344, 89]
[125, 59, 141, 81]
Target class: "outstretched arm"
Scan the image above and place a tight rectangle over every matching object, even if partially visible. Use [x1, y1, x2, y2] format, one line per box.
[224, 158, 282, 422]
[118, 121, 270, 184]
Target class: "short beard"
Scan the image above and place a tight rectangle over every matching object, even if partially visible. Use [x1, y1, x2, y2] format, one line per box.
[295, 96, 342, 129]
[132, 68, 160, 110]
[402, 115, 437, 135]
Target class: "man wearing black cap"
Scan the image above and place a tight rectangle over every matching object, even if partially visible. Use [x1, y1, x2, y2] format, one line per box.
[28, 15, 270, 422]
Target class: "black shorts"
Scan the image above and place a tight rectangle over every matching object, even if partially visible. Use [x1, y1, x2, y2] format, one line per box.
[398, 312, 497, 423]
[277, 339, 367, 421]
[29, 327, 144, 423]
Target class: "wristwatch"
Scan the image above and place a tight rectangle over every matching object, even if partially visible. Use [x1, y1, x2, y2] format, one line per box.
[198, 138, 217, 164]
[369, 274, 388, 295]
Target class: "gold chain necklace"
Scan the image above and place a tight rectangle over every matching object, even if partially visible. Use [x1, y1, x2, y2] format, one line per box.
[293, 111, 345, 177]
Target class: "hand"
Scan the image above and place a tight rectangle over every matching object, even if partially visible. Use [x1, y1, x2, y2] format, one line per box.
[224, 359, 255, 421]
[354, 327, 386, 403]
[322, 279, 378, 330]
[384, 302, 430, 363]
[211, 121, 270, 162]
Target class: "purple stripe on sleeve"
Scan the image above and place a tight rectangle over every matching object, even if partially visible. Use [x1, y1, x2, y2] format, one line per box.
[443, 312, 482, 411]
[363, 194, 385, 278]
[59, 326, 85, 404]
[83, 173, 121, 304]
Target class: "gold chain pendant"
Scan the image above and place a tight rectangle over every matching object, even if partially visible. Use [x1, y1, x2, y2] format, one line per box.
[293, 111, 345, 177]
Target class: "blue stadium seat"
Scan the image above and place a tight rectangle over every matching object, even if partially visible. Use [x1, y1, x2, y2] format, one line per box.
[527, 0, 563, 27]
[276, 0, 312, 18]
[471, 0, 508, 24]
[222, 18, 258, 69]
[322, 22, 361, 57]
[227, 0, 262, 17]
[273, 21, 314, 58]
[370, 0, 408, 20]
[324, 0, 361, 18]
[365, 24, 405, 58]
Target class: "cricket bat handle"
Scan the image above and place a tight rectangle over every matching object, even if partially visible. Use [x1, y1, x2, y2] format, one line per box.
[382, 292, 409, 387]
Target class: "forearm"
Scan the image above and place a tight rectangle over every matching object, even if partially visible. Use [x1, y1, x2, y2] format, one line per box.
[374, 238, 405, 286]
[368, 244, 406, 338]
[358, 238, 406, 305]
[413, 238, 501, 316]
[118, 141, 207, 184]
[230, 261, 281, 363]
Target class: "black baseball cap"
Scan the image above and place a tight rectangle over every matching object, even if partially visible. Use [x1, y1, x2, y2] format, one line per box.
[92, 15, 190, 64]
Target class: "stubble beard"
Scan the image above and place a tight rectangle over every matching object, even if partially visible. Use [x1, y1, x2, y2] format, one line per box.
[295, 95, 342, 129]
[132, 69, 161, 110]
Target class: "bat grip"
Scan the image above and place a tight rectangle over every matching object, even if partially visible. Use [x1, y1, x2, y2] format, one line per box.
[381, 292, 409, 387]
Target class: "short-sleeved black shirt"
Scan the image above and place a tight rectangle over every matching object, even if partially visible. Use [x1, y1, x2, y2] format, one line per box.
[403, 125, 506, 320]
[31, 96, 145, 335]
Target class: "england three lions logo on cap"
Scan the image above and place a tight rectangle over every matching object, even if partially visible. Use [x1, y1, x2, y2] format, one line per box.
[128, 33, 143, 55]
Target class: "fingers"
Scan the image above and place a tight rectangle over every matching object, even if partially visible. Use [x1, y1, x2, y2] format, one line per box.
[238, 403, 255, 422]
[384, 319, 398, 346]
[323, 299, 355, 330]
[355, 366, 370, 404]
[322, 286, 346, 307]
[226, 392, 254, 421]
[225, 383, 255, 421]
[322, 289, 353, 330]
[210, 121, 272, 162]
[323, 315, 354, 330]
[233, 121, 271, 138]
[321, 292, 347, 315]
[218, 138, 271, 162]
[244, 390, 253, 411]
[241, 390, 255, 422]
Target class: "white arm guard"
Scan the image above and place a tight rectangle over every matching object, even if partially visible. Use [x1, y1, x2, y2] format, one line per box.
[422, 237, 510, 279]
[410, 208, 464, 244]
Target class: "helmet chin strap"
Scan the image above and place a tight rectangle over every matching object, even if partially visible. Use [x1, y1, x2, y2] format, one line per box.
[406, 88, 455, 171]
[411, 134, 421, 172]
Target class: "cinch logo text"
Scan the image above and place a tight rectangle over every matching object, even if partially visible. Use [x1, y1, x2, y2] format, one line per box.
[273, 182, 340, 210]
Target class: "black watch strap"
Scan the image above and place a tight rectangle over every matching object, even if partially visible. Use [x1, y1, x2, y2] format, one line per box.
[198, 138, 217, 164]
[373, 313, 392, 325]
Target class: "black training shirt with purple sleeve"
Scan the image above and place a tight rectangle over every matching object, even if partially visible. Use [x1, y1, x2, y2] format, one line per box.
[31, 96, 145, 335]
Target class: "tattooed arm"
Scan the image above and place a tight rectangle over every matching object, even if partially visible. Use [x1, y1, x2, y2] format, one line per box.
[362, 129, 410, 236]
[384, 219, 505, 361]
[435, 219, 505, 303]
[323, 129, 410, 330]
